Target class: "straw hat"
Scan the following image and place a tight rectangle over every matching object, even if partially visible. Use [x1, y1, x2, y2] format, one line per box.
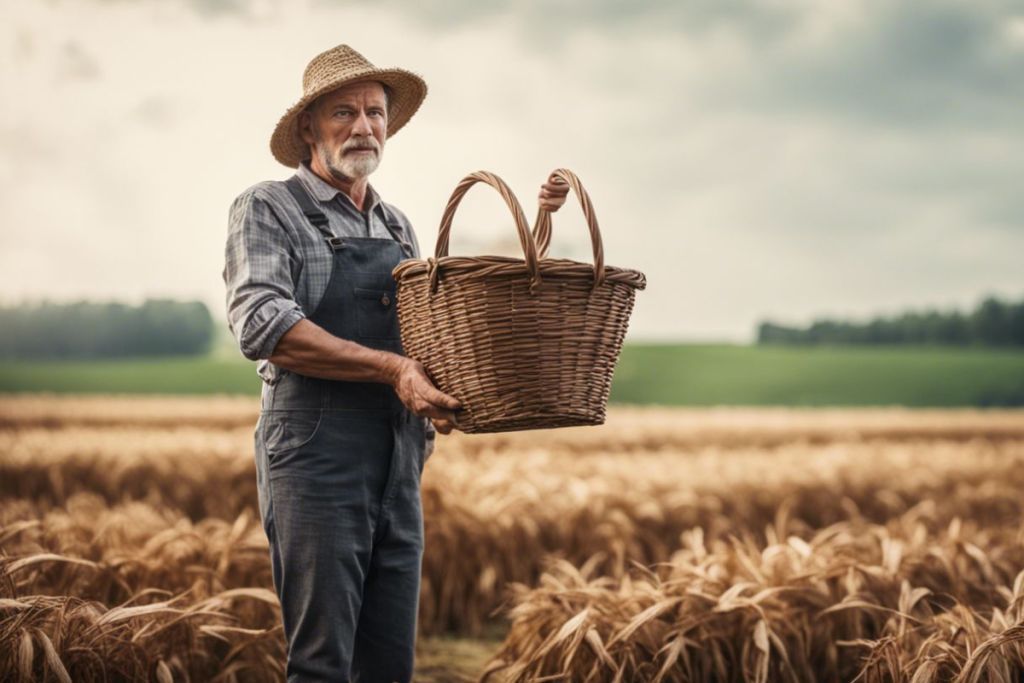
[270, 44, 427, 168]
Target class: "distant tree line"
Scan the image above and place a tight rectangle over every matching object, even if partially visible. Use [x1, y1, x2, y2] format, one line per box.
[0, 299, 215, 358]
[758, 295, 1024, 346]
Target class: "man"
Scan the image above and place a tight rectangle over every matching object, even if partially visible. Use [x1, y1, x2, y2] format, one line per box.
[223, 44, 568, 682]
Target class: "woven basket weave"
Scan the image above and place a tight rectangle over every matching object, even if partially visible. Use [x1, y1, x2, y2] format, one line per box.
[392, 169, 646, 433]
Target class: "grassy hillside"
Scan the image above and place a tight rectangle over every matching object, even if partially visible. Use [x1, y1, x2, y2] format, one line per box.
[611, 344, 1024, 406]
[1, 344, 1022, 406]
[0, 356, 262, 395]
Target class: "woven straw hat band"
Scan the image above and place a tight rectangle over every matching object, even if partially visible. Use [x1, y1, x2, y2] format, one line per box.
[269, 44, 427, 168]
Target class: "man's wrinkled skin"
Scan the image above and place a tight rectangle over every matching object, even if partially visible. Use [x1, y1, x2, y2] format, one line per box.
[270, 79, 570, 436]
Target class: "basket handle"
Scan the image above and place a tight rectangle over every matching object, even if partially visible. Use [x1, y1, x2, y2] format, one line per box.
[532, 168, 605, 289]
[433, 171, 541, 293]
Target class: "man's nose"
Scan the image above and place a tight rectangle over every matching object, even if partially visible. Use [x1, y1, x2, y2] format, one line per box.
[352, 110, 372, 136]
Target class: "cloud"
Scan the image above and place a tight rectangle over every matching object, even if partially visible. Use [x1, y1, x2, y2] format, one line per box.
[63, 0, 1024, 132]
[63, 0, 798, 40]
[733, 0, 1024, 129]
[2, 0, 1021, 341]
[55, 39, 102, 82]
[79, 0, 255, 17]
[13, 29, 35, 63]
[323, 0, 798, 43]
[131, 95, 178, 128]
[186, 0, 252, 16]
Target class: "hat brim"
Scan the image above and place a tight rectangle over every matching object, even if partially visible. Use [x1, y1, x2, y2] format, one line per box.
[269, 67, 427, 168]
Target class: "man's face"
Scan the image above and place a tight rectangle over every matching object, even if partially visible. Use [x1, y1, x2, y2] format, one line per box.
[300, 80, 388, 181]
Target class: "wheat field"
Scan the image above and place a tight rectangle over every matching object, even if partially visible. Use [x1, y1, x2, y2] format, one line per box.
[1, 396, 1023, 681]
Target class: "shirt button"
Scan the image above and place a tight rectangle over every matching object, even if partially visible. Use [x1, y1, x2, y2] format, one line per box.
[381, 294, 391, 307]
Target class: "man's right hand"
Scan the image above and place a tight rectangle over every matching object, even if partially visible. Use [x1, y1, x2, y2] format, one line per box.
[270, 322, 462, 429]
[389, 357, 461, 426]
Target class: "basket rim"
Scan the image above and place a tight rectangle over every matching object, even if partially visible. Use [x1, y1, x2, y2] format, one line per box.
[392, 255, 647, 290]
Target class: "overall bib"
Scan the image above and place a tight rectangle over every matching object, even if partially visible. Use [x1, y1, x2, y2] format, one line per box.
[254, 176, 426, 683]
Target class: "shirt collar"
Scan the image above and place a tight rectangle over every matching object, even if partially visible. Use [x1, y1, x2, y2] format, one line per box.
[297, 159, 381, 213]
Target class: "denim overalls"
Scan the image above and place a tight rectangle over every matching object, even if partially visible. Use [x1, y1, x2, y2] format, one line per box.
[254, 175, 426, 682]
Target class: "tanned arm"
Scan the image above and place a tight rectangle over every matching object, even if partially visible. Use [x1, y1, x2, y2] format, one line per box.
[269, 319, 460, 432]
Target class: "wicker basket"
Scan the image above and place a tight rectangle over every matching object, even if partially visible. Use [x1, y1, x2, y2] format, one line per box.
[392, 169, 646, 433]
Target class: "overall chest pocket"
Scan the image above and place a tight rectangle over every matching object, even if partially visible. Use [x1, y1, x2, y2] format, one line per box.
[355, 286, 400, 340]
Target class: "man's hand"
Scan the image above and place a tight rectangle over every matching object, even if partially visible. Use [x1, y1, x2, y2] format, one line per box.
[389, 357, 461, 425]
[431, 417, 458, 435]
[539, 176, 570, 212]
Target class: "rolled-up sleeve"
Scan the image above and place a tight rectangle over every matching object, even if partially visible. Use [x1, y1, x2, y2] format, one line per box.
[223, 189, 306, 361]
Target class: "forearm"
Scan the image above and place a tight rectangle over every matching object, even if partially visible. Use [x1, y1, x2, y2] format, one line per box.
[268, 318, 403, 384]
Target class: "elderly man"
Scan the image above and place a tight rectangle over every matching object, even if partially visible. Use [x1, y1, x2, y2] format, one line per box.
[223, 44, 567, 682]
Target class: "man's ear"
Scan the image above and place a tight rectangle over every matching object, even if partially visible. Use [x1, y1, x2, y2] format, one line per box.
[298, 110, 315, 146]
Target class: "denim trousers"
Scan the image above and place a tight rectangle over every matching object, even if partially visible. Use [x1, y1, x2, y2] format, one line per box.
[255, 401, 426, 683]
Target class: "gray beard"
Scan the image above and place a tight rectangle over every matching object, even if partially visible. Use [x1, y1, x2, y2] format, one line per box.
[319, 144, 381, 180]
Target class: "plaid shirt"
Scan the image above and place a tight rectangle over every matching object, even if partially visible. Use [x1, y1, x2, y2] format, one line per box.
[223, 160, 435, 446]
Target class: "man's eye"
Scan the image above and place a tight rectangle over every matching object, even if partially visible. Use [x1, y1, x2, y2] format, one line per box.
[334, 110, 352, 117]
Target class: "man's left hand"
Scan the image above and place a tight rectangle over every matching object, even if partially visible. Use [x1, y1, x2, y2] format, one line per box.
[431, 417, 458, 435]
[539, 178, 570, 212]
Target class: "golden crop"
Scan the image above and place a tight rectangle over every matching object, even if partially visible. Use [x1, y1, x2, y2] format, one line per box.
[1, 396, 1023, 681]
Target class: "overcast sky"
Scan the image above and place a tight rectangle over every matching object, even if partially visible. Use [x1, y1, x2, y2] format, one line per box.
[1, 0, 1021, 342]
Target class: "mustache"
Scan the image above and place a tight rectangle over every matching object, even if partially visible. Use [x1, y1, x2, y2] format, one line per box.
[341, 138, 380, 154]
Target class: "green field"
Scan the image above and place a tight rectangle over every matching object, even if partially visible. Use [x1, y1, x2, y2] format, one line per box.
[1, 344, 1023, 406]
[612, 344, 1024, 406]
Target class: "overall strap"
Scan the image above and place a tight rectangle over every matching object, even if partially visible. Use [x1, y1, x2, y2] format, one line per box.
[284, 176, 334, 241]
[378, 202, 415, 257]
